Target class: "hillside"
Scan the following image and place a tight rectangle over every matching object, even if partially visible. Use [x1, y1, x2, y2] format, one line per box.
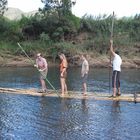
[4, 7, 37, 20]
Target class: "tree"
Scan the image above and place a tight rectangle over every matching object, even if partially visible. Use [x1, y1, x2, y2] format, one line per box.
[41, 0, 76, 17]
[0, 0, 8, 16]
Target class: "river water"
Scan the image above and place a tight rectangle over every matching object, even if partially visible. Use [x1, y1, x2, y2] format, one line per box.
[0, 67, 140, 140]
[0, 67, 139, 93]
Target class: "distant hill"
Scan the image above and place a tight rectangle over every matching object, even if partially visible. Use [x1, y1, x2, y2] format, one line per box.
[4, 7, 37, 20]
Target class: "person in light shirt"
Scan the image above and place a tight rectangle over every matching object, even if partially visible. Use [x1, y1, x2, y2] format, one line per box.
[81, 54, 89, 95]
[110, 40, 122, 97]
[35, 53, 48, 93]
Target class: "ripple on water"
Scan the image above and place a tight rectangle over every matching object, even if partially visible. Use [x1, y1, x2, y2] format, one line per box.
[0, 93, 140, 140]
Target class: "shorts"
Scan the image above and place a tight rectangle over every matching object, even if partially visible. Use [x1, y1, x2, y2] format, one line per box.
[112, 71, 120, 88]
[40, 70, 47, 80]
[82, 74, 88, 84]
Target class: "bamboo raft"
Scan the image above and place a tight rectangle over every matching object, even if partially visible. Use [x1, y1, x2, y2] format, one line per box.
[0, 87, 140, 103]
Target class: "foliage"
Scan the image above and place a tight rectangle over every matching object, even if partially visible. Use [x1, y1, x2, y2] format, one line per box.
[40, 32, 53, 46]
[0, 0, 7, 16]
[80, 14, 113, 38]
[41, 0, 76, 17]
[129, 14, 140, 41]
[20, 12, 80, 41]
[0, 17, 22, 42]
[80, 14, 140, 48]
[0, 6, 140, 58]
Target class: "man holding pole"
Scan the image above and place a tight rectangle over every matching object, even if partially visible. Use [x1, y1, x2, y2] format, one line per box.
[110, 40, 122, 97]
[35, 53, 48, 93]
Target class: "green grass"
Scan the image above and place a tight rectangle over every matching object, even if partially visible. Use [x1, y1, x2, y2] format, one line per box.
[0, 39, 139, 61]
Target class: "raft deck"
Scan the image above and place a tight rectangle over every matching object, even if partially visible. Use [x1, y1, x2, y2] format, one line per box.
[0, 87, 140, 103]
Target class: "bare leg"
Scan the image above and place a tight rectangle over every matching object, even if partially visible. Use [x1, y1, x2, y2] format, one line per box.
[60, 78, 65, 95]
[82, 83, 87, 95]
[117, 88, 121, 95]
[40, 79, 47, 91]
[64, 80, 68, 94]
[113, 88, 116, 97]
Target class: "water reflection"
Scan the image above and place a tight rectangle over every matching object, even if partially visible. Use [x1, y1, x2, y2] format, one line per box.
[111, 101, 121, 113]
[109, 101, 122, 139]
[81, 98, 88, 112]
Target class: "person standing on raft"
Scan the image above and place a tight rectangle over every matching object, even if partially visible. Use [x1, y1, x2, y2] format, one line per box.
[81, 54, 89, 95]
[59, 53, 68, 96]
[35, 53, 48, 93]
[110, 40, 122, 97]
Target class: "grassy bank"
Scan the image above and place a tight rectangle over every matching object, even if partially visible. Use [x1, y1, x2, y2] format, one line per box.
[1, 12, 140, 68]
[0, 39, 140, 68]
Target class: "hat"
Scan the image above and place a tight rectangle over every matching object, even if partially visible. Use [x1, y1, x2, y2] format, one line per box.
[37, 53, 41, 57]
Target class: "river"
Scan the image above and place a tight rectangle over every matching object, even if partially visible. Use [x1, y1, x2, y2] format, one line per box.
[0, 67, 139, 93]
[0, 67, 140, 140]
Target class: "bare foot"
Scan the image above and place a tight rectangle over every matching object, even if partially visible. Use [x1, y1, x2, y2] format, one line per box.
[61, 94, 65, 97]
[109, 95, 116, 98]
[117, 94, 121, 96]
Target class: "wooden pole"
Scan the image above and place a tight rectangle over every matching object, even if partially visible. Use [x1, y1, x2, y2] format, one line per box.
[109, 12, 115, 94]
[17, 42, 61, 98]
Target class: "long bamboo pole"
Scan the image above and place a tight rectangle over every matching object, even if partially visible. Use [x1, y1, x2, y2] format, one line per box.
[17, 42, 61, 98]
[109, 12, 115, 94]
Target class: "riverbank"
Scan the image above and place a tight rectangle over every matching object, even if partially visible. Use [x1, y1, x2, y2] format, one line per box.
[0, 54, 140, 68]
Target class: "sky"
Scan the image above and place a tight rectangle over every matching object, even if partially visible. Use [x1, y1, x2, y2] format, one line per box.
[8, 0, 140, 18]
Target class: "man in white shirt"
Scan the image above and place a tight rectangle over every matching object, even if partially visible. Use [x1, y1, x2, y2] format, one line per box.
[81, 54, 89, 95]
[110, 40, 122, 97]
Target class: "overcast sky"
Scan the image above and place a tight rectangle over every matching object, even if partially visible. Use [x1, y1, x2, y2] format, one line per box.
[8, 0, 140, 18]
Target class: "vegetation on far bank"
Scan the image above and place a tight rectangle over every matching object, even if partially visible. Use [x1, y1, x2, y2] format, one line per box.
[0, 0, 140, 65]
